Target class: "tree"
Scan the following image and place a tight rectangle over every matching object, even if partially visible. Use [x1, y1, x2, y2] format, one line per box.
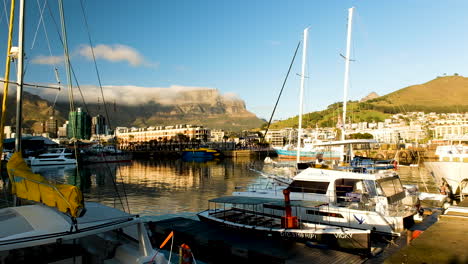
[349, 133, 373, 139]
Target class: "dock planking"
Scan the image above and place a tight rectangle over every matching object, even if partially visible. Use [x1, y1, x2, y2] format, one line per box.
[148, 217, 367, 264]
[385, 206, 468, 264]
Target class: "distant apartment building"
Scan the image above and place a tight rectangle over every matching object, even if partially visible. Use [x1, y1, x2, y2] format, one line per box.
[263, 129, 284, 147]
[210, 129, 225, 142]
[42, 116, 58, 138]
[116, 124, 210, 143]
[91, 114, 107, 136]
[3, 126, 12, 139]
[67, 107, 92, 140]
[58, 121, 68, 138]
[433, 123, 468, 139]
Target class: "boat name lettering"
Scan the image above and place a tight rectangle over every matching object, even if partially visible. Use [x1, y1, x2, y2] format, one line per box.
[280, 232, 317, 239]
[334, 233, 352, 239]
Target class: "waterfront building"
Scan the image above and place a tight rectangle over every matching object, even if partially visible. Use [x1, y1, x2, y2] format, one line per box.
[67, 108, 92, 140]
[116, 124, 210, 143]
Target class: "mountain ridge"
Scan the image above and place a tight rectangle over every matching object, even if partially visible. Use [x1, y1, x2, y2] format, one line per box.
[271, 75, 468, 129]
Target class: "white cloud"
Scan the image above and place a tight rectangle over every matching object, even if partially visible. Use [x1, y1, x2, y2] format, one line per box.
[31, 55, 64, 65]
[26, 84, 241, 106]
[77, 44, 151, 67]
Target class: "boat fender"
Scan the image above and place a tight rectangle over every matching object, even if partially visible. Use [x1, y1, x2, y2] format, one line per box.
[392, 160, 398, 170]
[411, 230, 423, 240]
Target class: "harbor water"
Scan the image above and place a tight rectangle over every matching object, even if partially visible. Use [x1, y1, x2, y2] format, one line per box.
[0, 157, 439, 219]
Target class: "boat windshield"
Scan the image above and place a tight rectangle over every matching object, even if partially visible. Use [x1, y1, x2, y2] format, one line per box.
[377, 176, 404, 197]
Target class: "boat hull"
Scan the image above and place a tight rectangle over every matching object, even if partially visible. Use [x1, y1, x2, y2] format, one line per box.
[275, 149, 341, 161]
[198, 210, 370, 253]
[82, 153, 132, 164]
[424, 161, 468, 195]
[182, 150, 221, 159]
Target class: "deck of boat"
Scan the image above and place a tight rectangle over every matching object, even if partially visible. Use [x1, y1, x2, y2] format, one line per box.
[148, 217, 367, 264]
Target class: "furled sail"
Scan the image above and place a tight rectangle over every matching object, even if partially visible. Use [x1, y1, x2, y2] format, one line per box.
[7, 152, 84, 218]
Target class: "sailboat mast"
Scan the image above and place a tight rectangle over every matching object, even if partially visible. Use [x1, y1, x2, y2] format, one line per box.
[0, 0, 17, 160]
[15, 0, 25, 152]
[341, 7, 354, 142]
[296, 27, 309, 163]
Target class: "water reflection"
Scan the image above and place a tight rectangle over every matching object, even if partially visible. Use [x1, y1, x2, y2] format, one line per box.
[34, 158, 265, 218]
[0, 158, 438, 219]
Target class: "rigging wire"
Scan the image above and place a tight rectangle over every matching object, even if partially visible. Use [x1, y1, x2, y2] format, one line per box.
[0, 0, 8, 29]
[78, 0, 111, 129]
[46, 1, 89, 113]
[78, 0, 130, 213]
[262, 41, 301, 142]
[1, 0, 8, 30]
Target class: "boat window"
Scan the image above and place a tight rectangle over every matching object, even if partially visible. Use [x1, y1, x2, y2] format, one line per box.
[377, 177, 404, 197]
[362, 180, 378, 197]
[335, 179, 359, 200]
[287, 180, 329, 194]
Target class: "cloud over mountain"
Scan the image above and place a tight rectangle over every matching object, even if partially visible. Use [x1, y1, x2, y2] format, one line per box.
[26, 84, 240, 106]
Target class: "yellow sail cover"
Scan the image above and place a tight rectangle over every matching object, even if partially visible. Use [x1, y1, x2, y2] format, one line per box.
[7, 152, 84, 218]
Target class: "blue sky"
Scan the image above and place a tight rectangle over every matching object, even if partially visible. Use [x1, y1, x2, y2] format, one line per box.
[0, 0, 467, 120]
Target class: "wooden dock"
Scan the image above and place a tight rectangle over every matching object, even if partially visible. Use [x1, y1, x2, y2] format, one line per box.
[148, 217, 366, 264]
[385, 202, 468, 264]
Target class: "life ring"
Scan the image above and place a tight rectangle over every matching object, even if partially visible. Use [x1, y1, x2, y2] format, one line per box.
[179, 243, 193, 264]
[392, 160, 398, 170]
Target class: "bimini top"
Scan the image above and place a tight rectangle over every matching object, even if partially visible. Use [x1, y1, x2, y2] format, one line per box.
[209, 196, 324, 207]
[7, 152, 84, 218]
[293, 167, 397, 182]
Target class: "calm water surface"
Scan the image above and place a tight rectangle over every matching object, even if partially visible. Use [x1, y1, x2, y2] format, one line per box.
[0, 158, 438, 220]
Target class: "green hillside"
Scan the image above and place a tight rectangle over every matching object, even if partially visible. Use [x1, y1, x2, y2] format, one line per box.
[271, 75, 468, 129]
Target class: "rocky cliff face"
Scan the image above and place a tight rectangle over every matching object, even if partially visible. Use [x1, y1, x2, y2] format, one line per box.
[15, 87, 265, 132]
[360, 92, 379, 102]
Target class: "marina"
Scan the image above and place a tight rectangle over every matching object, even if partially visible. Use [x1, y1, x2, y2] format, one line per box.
[0, 155, 458, 263]
[0, 0, 465, 263]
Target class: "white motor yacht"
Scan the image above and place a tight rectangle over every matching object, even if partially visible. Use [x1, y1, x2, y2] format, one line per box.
[27, 148, 77, 166]
[424, 144, 468, 198]
[232, 167, 419, 235]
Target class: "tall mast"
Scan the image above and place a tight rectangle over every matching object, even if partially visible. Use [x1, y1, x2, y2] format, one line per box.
[0, 0, 17, 161]
[15, 0, 25, 152]
[296, 27, 309, 163]
[341, 7, 354, 142]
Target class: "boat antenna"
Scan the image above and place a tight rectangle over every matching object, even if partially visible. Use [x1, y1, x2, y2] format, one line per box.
[261, 41, 301, 143]
[296, 27, 309, 164]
